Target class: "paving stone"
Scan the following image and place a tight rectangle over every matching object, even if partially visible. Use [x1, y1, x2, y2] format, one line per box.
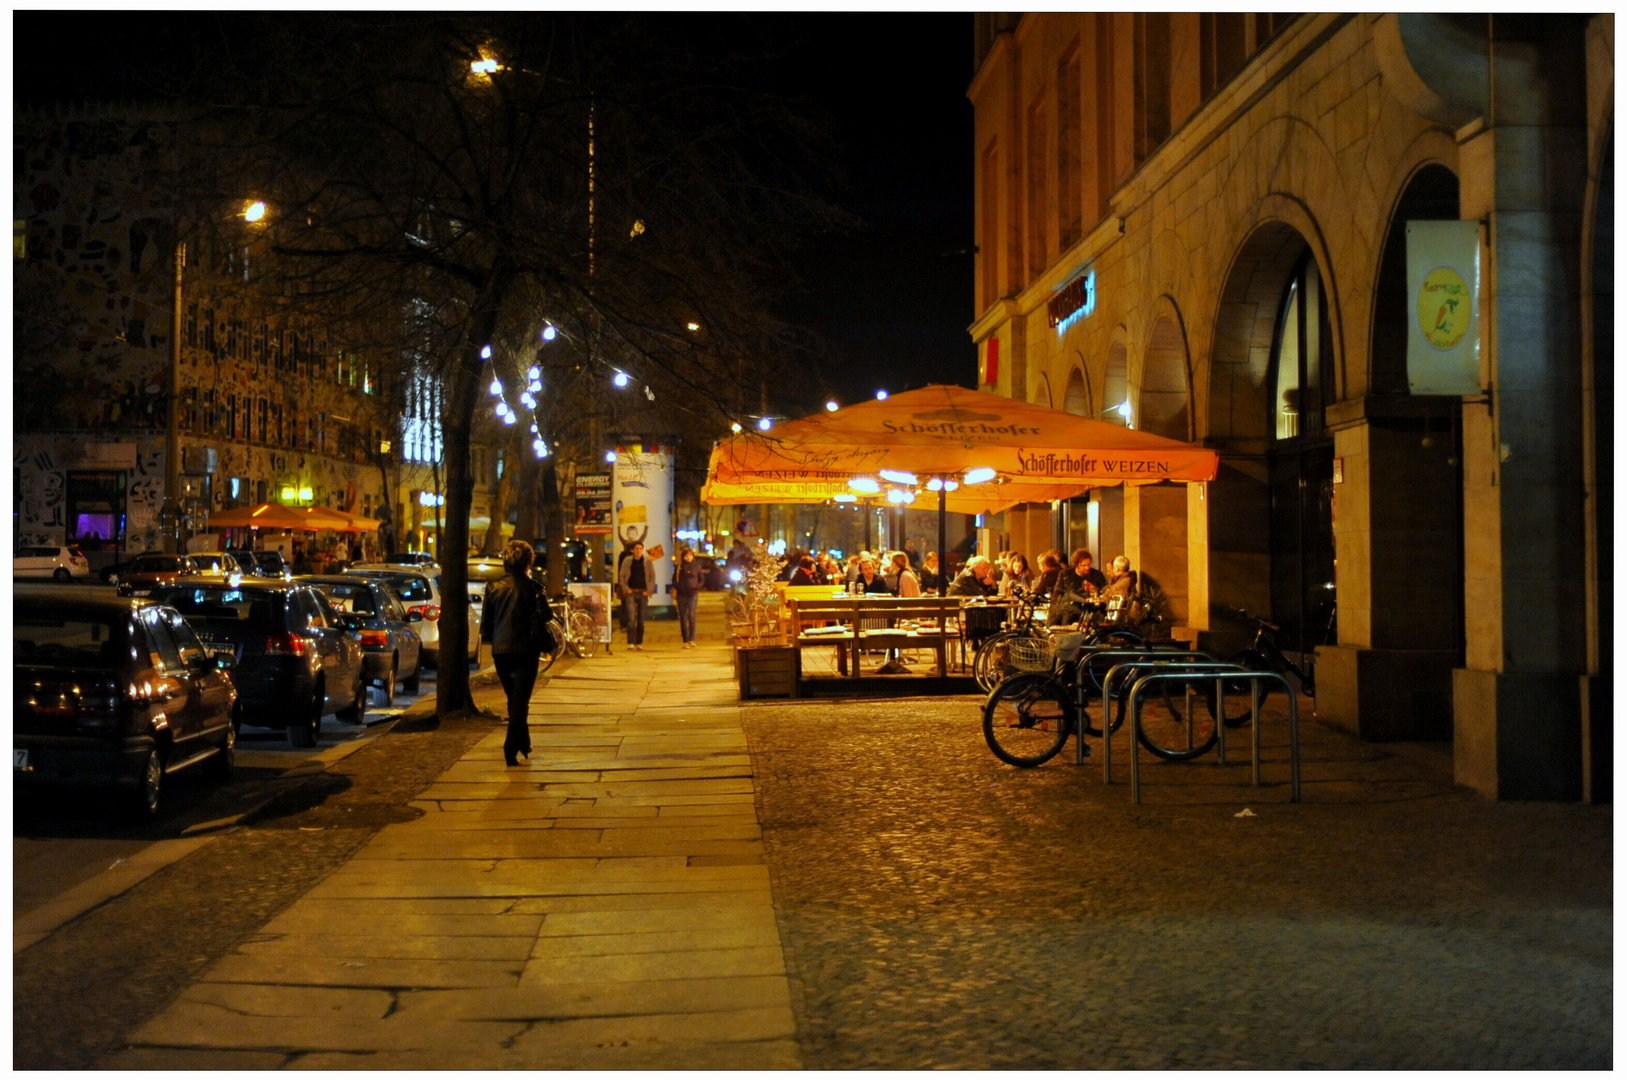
[519, 944, 788, 984]
[391, 973, 791, 1020]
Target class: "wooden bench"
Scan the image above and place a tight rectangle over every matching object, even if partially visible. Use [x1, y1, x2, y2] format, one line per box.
[787, 596, 964, 680]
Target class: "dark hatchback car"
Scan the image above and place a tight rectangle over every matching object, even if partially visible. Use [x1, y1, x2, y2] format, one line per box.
[149, 578, 367, 747]
[14, 585, 238, 816]
[303, 574, 424, 706]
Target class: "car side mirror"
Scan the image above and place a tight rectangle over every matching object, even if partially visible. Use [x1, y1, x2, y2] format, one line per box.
[213, 653, 237, 671]
[406, 610, 423, 623]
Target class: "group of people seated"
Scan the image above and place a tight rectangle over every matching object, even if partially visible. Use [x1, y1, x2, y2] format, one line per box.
[947, 547, 1142, 627]
[782, 548, 943, 596]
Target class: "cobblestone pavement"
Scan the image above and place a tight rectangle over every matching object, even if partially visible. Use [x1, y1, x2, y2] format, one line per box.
[742, 695, 1612, 1070]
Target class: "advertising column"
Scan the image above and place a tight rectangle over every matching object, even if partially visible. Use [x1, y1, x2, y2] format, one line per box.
[612, 444, 675, 610]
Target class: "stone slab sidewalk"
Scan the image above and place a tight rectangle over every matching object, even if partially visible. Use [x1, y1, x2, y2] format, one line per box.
[112, 595, 803, 1069]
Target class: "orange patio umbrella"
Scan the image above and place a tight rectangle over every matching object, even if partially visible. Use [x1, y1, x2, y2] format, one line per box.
[208, 503, 323, 530]
[709, 384, 1219, 489]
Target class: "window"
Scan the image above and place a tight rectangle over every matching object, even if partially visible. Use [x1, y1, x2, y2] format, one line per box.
[1026, 92, 1048, 279]
[981, 138, 999, 307]
[1057, 47, 1083, 251]
[1271, 254, 1333, 442]
[1095, 14, 1117, 221]
[1133, 13, 1171, 164]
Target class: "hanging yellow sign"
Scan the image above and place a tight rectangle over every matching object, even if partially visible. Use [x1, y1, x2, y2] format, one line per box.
[1406, 220, 1481, 395]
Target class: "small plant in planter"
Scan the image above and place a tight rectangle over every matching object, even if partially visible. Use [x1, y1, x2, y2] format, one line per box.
[739, 541, 788, 646]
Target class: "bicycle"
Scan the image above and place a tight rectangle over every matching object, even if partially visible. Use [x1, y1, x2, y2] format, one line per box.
[971, 590, 1047, 692]
[1125, 604, 1326, 762]
[535, 596, 601, 674]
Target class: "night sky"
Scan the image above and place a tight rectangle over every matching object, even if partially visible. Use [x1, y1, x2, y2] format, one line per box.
[15, 12, 977, 408]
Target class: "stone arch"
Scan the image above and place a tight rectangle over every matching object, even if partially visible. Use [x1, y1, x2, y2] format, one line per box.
[1103, 342, 1129, 425]
[1137, 296, 1193, 442]
[1061, 365, 1090, 416]
[1032, 370, 1053, 408]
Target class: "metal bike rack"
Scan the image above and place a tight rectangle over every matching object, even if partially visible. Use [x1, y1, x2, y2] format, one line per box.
[1084, 650, 1215, 772]
[1099, 656, 1251, 778]
[1126, 668, 1301, 805]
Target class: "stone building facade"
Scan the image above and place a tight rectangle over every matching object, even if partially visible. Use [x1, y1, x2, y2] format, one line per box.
[969, 14, 1612, 800]
[13, 107, 443, 558]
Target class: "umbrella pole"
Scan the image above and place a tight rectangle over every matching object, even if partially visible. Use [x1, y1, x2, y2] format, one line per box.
[937, 486, 947, 595]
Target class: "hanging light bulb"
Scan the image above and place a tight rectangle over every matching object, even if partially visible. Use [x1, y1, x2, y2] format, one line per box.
[613, 371, 630, 388]
[533, 438, 547, 457]
[502, 411, 516, 426]
[519, 392, 536, 409]
[489, 379, 502, 397]
[730, 422, 743, 434]
[875, 389, 889, 401]
[495, 401, 509, 418]
[480, 345, 492, 360]
[825, 400, 839, 412]
[541, 325, 556, 342]
[528, 380, 542, 393]
[963, 467, 996, 485]
[926, 478, 944, 492]
[757, 417, 772, 431]
[527, 365, 541, 380]
[529, 422, 539, 433]
[605, 450, 618, 464]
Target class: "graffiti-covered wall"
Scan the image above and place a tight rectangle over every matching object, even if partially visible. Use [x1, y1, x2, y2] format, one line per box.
[15, 106, 391, 552]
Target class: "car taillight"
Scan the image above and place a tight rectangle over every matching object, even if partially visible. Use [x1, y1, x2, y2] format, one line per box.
[264, 631, 312, 656]
[411, 604, 441, 621]
[359, 629, 389, 648]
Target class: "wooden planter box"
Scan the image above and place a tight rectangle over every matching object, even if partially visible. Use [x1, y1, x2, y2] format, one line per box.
[736, 645, 799, 699]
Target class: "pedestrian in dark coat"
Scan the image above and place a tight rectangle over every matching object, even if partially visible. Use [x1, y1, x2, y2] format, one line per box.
[479, 540, 546, 766]
[673, 547, 706, 647]
[618, 541, 656, 650]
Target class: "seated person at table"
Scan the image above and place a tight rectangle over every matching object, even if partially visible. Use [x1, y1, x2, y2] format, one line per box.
[947, 555, 997, 598]
[851, 556, 885, 594]
[788, 555, 819, 587]
[919, 552, 942, 593]
[1048, 548, 1109, 624]
[889, 551, 921, 597]
[1000, 552, 1035, 595]
[1034, 550, 1063, 598]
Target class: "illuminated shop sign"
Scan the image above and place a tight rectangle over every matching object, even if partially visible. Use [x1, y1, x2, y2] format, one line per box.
[1048, 268, 1096, 333]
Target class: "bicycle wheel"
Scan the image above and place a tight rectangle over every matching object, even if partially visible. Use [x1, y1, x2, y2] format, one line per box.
[1135, 679, 1219, 761]
[1216, 649, 1275, 728]
[983, 673, 1075, 768]
[569, 610, 599, 657]
[536, 623, 562, 675]
[1079, 629, 1147, 698]
[972, 631, 1012, 692]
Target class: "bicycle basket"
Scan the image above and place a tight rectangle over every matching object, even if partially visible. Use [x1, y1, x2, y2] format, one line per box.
[1005, 636, 1056, 673]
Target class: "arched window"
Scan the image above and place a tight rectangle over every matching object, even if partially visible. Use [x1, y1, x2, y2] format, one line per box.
[1271, 254, 1333, 442]
[1062, 367, 1090, 416]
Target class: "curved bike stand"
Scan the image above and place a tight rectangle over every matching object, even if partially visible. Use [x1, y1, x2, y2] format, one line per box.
[1126, 668, 1301, 805]
[1095, 652, 1217, 773]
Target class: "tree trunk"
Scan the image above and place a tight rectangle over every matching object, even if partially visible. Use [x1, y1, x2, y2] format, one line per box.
[436, 268, 512, 718]
[513, 446, 540, 548]
[540, 454, 566, 596]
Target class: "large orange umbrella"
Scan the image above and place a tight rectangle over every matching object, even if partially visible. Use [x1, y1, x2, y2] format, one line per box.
[208, 503, 321, 530]
[709, 384, 1218, 490]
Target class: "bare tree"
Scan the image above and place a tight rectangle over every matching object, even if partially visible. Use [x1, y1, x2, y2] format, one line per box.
[170, 14, 844, 715]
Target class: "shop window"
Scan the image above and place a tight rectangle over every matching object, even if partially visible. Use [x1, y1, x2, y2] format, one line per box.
[1270, 253, 1333, 442]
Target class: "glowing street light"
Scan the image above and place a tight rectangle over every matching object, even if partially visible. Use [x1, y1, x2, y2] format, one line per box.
[730, 422, 743, 434]
[242, 200, 267, 223]
[605, 450, 618, 464]
[825, 400, 839, 412]
[470, 58, 499, 75]
[757, 417, 772, 431]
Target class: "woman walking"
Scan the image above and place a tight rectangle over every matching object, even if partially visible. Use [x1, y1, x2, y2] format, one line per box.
[479, 540, 546, 767]
[674, 547, 705, 648]
[618, 540, 656, 650]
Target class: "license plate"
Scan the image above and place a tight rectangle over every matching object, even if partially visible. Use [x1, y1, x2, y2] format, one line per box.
[15, 748, 30, 771]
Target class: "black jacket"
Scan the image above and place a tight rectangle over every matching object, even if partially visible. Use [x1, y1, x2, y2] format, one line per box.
[674, 559, 707, 597]
[480, 572, 545, 655]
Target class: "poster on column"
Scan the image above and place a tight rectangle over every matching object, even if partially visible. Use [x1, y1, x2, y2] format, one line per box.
[1406, 220, 1482, 395]
[612, 447, 675, 609]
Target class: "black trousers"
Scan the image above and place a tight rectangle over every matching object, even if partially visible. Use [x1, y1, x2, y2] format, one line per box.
[493, 650, 541, 759]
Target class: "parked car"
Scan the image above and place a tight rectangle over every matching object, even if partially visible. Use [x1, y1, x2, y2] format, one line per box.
[303, 574, 424, 706]
[148, 577, 367, 747]
[383, 551, 438, 566]
[14, 544, 91, 581]
[348, 564, 479, 666]
[110, 554, 200, 594]
[466, 556, 509, 630]
[252, 550, 291, 579]
[187, 551, 248, 578]
[14, 584, 238, 816]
